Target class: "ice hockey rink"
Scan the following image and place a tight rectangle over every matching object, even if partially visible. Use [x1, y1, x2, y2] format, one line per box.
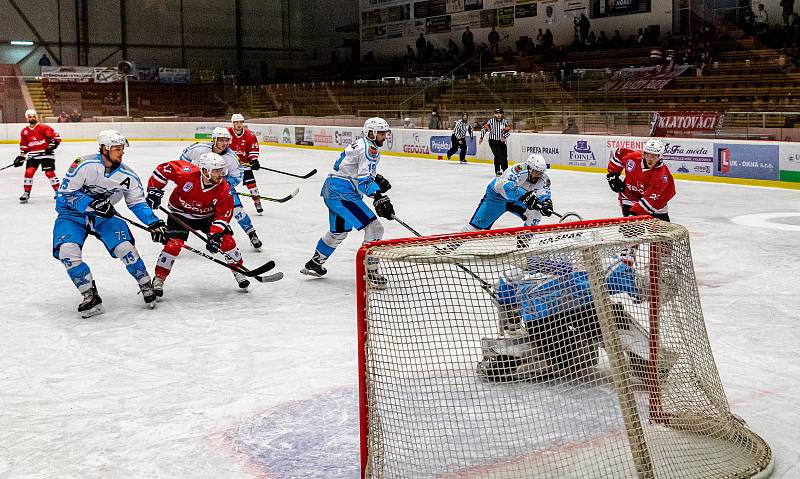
[0, 140, 798, 478]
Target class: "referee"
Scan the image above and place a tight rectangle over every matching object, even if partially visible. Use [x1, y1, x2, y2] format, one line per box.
[479, 108, 511, 175]
[446, 112, 473, 164]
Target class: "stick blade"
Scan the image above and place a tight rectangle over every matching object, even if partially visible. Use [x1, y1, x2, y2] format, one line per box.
[245, 260, 276, 276]
[301, 169, 318, 179]
[253, 271, 284, 283]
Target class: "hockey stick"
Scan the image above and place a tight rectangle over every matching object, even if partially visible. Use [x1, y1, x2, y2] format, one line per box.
[235, 187, 299, 203]
[124, 209, 280, 282]
[115, 212, 280, 281]
[392, 215, 498, 299]
[258, 166, 317, 179]
[0, 163, 15, 172]
[552, 211, 583, 223]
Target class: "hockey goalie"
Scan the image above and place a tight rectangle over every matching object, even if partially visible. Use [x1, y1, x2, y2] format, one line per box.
[477, 254, 678, 383]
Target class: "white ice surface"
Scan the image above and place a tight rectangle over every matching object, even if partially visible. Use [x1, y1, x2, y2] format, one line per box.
[0, 141, 797, 478]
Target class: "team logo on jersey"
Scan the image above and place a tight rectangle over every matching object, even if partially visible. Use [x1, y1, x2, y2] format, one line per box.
[182, 166, 191, 172]
[662, 174, 668, 183]
[368, 145, 378, 156]
[68, 158, 82, 173]
[626, 159, 636, 172]
[183, 182, 194, 192]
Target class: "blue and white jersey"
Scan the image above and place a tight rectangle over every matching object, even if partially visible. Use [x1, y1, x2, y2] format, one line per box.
[56, 153, 158, 225]
[323, 137, 382, 201]
[489, 163, 551, 204]
[179, 142, 242, 189]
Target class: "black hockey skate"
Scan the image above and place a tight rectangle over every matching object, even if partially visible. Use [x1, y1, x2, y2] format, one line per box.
[152, 277, 165, 298]
[139, 281, 157, 308]
[233, 270, 250, 289]
[254, 201, 264, 214]
[300, 258, 327, 277]
[19, 192, 30, 204]
[78, 281, 105, 318]
[248, 230, 262, 250]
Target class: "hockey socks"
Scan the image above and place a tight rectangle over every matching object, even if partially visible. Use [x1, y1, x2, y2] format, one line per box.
[234, 206, 255, 234]
[114, 242, 151, 286]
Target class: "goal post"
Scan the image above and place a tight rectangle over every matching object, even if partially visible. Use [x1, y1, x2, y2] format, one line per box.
[356, 216, 773, 479]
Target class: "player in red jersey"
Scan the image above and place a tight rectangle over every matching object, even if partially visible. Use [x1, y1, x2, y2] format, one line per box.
[227, 113, 263, 213]
[14, 109, 61, 203]
[607, 138, 675, 222]
[145, 153, 249, 296]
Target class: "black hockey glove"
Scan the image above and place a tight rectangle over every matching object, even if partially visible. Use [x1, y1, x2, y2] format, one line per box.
[540, 199, 554, 217]
[146, 187, 164, 210]
[607, 173, 625, 193]
[373, 192, 395, 220]
[44, 144, 57, 155]
[519, 190, 541, 211]
[13, 155, 26, 167]
[206, 232, 224, 253]
[250, 159, 261, 170]
[148, 220, 168, 244]
[89, 197, 116, 218]
[374, 174, 392, 193]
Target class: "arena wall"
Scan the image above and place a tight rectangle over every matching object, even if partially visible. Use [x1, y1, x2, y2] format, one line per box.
[2, 121, 798, 187]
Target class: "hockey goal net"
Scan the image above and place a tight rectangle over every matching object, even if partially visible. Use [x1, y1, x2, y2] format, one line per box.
[356, 216, 772, 479]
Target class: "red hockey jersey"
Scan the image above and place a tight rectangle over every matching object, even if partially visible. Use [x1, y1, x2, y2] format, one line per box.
[20, 123, 60, 156]
[227, 127, 259, 167]
[608, 148, 676, 216]
[148, 160, 234, 233]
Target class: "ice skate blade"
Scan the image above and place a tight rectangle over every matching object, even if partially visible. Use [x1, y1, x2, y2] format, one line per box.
[80, 304, 106, 318]
[300, 267, 325, 278]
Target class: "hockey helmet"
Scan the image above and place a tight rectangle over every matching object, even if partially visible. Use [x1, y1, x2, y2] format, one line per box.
[211, 127, 231, 141]
[643, 138, 665, 157]
[525, 154, 548, 174]
[230, 113, 245, 123]
[25, 109, 37, 117]
[363, 117, 390, 139]
[197, 152, 227, 179]
[97, 129, 129, 149]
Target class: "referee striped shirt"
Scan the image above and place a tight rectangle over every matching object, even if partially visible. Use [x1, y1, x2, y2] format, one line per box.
[481, 118, 511, 141]
[452, 119, 473, 140]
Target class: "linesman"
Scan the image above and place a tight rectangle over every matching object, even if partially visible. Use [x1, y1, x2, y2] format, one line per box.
[447, 112, 473, 164]
[479, 108, 511, 176]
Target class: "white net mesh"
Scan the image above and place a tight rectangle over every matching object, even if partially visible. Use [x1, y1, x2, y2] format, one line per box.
[358, 217, 772, 479]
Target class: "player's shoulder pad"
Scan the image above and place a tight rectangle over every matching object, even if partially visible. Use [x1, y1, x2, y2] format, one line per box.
[512, 164, 525, 174]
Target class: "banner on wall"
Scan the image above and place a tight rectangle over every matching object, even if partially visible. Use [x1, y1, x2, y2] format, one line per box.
[464, 0, 484, 9]
[414, 0, 447, 18]
[93, 67, 124, 83]
[562, 136, 606, 166]
[480, 9, 498, 27]
[498, 6, 515, 26]
[447, 0, 465, 12]
[399, 130, 432, 154]
[599, 65, 690, 91]
[779, 143, 800, 172]
[158, 68, 190, 84]
[650, 111, 724, 137]
[661, 139, 714, 176]
[426, 15, 452, 33]
[713, 143, 779, 181]
[430, 135, 478, 155]
[515, 3, 537, 17]
[452, 11, 481, 28]
[41, 66, 94, 83]
[518, 137, 561, 164]
[594, 0, 640, 16]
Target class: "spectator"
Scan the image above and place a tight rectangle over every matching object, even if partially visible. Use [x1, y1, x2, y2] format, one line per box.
[578, 14, 591, 43]
[782, 0, 795, 26]
[58, 111, 70, 123]
[743, 7, 756, 34]
[636, 28, 646, 44]
[38, 54, 51, 73]
[416, 33, 427, 57]
[429, 107, 443, 130]
[462, 27, 475, 58]
[489, 27, 501, 55]
[562, 117, 579, 134]
[597, 31, 609, 48]
[585, 30, 597, 48]
[543, 29, 554, 49]
[70, 110, 82, 123]
[755, 4, 769, 32]
[536, 28, 544, 48]
[448, 39, 460, 58]
[609, 30, 623, 48]
[405, 45, 415, 58]
[403, 117, 416, 128]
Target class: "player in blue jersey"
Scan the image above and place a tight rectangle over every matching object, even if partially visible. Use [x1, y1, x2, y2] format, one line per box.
[463, 154, 554, 232]
[177, 127, 263, 250]
[53, 130, 167, 317]
[300, 117, 394, 287]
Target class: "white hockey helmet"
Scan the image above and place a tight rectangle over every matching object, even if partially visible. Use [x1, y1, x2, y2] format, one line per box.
[231, 113, 245, 123]
[25, 109, 37, 117]
[363, 117, 390, 139]
[525, 154, 548, 174]
[196, 152, 227, 178]
[211, 126, 231, 141]
[97, 129, 129, 149]
[643, 138, 665, 157]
